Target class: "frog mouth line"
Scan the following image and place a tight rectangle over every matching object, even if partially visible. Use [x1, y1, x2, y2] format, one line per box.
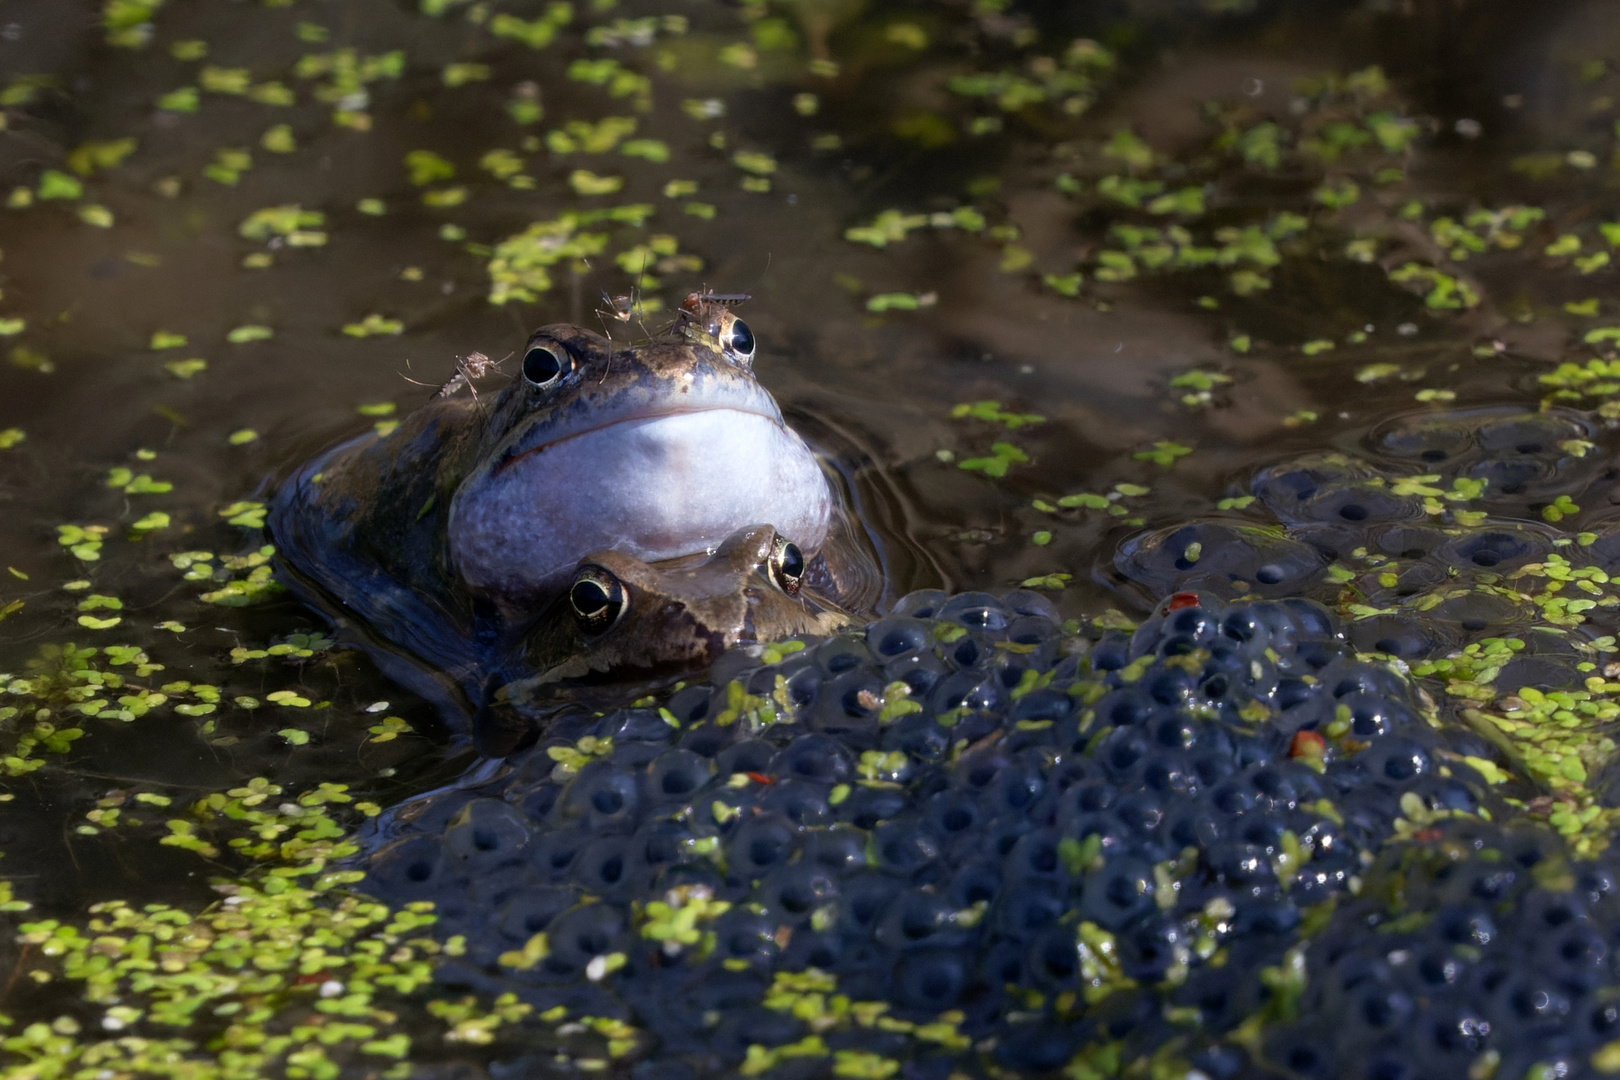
[493, 404, 786, 473]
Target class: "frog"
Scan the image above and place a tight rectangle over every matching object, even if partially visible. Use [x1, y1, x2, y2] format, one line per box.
[468, 521, 857, 753]
[268, 305, 880, 748]
[522, 523, 848, 686]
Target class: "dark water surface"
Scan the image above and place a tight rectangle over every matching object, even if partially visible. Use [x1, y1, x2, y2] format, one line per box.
[6, 0, 1620, 1074]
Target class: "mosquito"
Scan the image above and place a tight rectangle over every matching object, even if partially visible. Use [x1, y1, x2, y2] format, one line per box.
[404, 351, 507, 403]
[672, 253, 768, 337]
[595, 258, 662, 340]
[598, 288, 643, 324]
[673, 289, 752, 339]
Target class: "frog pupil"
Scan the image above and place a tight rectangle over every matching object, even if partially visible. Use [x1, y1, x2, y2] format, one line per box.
[770, 539, 804, 595]
[523, 345, 565, 385]
[779, 542, 803, 579]
[570, 569, 626, 632]
[726, 319, 755, 361]
[573, 579, 608, 614]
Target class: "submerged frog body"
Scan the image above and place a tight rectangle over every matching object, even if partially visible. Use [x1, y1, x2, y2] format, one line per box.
[269, 316, 878, 742]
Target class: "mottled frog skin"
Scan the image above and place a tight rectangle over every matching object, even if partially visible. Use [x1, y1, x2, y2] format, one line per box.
[269, 317, 879, 749]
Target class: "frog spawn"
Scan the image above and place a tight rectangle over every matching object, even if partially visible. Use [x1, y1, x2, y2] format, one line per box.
[1259, 819, 1620, 1080]
[1107, 408, 1616, 669]
[352, 590, 1580, 1078]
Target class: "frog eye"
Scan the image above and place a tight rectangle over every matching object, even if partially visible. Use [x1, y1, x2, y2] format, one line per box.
[721, 318, 755, 364]
[767, 536, 804, 596]
[570, 566, 627, 633]
[523, 344, 569, 387]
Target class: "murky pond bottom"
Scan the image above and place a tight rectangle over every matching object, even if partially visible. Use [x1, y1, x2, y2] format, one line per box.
[6, 0, 1620, 1076]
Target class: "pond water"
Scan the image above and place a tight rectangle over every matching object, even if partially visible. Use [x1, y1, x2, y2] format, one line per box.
[5, 0, 1620, 1076]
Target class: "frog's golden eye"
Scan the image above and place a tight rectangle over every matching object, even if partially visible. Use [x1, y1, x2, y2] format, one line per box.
[767, 536, 804, 596]
[570, 566, 627, 633]
[721, 318, 755, 365]
[523, 344, 569, 387]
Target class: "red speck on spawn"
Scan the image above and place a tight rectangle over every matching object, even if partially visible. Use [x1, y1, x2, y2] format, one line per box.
[1288, 730, 1327, 758]
[1167, 592, 1201, 611]
[745, 772, 776, 786]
